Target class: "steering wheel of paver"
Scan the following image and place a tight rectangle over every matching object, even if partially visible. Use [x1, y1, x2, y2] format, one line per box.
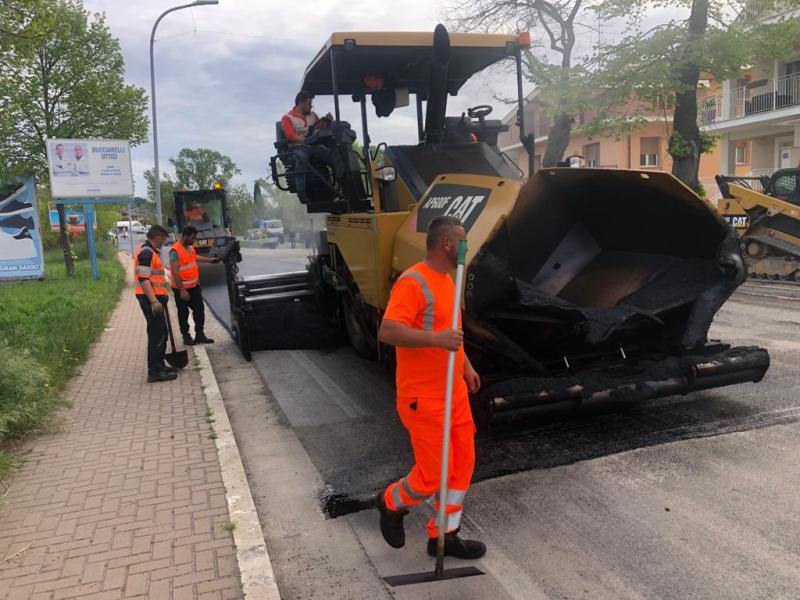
[467, 105, 493, 119]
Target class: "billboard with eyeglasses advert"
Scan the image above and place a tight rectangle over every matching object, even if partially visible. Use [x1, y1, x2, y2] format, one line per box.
[46, 138, 133, 198]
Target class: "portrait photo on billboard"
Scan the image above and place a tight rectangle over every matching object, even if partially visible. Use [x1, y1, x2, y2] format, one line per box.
[0, 176, 45, 280]
[49, 141, 90, 178]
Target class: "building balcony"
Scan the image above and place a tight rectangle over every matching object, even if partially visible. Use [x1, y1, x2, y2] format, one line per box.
[700, 72, 800, 128]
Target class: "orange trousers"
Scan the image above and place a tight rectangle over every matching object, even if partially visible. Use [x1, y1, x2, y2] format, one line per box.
[383, 392, 475, 539]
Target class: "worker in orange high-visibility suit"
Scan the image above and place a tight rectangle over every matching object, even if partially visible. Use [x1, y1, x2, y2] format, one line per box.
[376, 214, 486, 560]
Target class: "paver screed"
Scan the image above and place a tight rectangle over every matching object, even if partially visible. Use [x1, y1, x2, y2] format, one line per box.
[0, 271, 243, 600]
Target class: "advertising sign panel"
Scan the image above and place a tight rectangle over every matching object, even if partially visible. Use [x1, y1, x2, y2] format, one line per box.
[0, 177, 45, 280]
[46, 138, 133, 198]
[48, 207, 96, 233]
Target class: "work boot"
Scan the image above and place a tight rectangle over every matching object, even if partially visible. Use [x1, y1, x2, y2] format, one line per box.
[160, 364, 179, 373]
[147, 370, 178, 383]
[376, 491, 408, 549]
[182, 333, 195, 346]
[427, 529, 486, 560]
[194, 333, 214, 344]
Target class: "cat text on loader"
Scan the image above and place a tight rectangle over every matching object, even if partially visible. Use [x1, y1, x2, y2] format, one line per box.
[227, 25, 770, 430]
[715, 169, 800, 280]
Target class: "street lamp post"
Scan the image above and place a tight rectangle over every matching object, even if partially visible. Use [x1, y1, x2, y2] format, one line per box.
[149, 0, 219, 225]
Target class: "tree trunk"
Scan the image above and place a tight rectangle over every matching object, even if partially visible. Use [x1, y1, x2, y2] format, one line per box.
[56, 204, 74, 276]
[670, 0, 708, 191]
[542, 112, 572, 167]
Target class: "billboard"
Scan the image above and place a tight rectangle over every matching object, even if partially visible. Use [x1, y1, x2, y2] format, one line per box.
[46, 138, 133, 198]
[0, 177, 45, 280]
[48, 207, 96, 233]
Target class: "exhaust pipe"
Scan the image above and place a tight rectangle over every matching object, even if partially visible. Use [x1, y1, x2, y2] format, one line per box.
[424, 24, 450, 145]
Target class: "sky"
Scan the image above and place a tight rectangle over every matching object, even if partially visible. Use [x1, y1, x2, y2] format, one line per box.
[82, 0, 538, 198]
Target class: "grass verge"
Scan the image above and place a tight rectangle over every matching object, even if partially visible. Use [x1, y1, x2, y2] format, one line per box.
[0, 244, 125, 479]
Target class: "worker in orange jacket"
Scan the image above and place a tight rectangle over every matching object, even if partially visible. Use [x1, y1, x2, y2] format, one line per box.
[376, 215, 486, 560]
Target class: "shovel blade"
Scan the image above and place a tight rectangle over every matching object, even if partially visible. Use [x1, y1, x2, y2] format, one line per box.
[165, 350, 189, 369]
[383, 566, 484, 587]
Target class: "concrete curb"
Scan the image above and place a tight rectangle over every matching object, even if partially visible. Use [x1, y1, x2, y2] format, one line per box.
[194, 345, 282, 600]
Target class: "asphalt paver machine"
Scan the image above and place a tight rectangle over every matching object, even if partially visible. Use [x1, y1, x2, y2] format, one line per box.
[227, 25, 769, 429]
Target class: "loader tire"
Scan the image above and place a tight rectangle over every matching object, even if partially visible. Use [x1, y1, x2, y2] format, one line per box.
[343, 298, 376, 359]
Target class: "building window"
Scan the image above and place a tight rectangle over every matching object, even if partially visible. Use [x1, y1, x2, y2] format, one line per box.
[735, 142, 748, 165]
[640, 137, 659, 167]
[583, 142, 599, 167]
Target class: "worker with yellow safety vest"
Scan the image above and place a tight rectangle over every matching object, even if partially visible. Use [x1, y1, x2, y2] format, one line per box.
[134, 224, 177, 383]
[169, 225, 219, 346]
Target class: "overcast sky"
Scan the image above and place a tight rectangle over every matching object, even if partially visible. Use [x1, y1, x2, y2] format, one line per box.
[82, 0, 539, 198]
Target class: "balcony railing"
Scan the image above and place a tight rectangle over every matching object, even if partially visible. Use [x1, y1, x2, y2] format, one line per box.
[701, 72, 800, 124]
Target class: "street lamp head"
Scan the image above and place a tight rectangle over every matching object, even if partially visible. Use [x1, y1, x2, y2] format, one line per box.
[193, 0, 219, 4]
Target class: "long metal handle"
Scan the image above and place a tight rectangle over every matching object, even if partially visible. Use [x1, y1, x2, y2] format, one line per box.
[435, 238, 467, 578]
[163, 302, 178, 354]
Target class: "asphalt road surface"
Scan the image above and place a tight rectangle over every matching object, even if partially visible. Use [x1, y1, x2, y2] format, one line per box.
[202, 248, 800, 518]
[205, 278, 800, 599]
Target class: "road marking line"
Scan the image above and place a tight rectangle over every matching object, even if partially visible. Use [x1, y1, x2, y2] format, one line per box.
[288, 350, 371, 418]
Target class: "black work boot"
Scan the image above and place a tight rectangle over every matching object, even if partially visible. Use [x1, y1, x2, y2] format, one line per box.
[194, 332, 214, 344]
[160, 364, 179, 373]
[147, 370, 178, 383]
[376, 491, 408, 549]
[182, 333, 195, 346]
[427, 529, 486, 559]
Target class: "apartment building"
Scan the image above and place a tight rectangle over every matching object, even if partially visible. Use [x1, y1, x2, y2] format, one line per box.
[497, 95, 724, 195]
[499, 2, 800, 198]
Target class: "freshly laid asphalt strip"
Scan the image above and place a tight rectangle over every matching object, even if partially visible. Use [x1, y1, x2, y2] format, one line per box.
[203, 255, 800, 518]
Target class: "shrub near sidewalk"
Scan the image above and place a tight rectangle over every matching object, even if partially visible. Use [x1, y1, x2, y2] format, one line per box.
[0, 244, 125, 478]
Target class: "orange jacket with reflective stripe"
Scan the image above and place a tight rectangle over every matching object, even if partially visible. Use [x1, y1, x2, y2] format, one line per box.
[169, 241, 200, 289]
[133, 243, 168, 297]
[382, 261, 466, 399]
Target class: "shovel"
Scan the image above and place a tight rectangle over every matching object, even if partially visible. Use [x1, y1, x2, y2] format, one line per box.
[163, 305, 189, 369]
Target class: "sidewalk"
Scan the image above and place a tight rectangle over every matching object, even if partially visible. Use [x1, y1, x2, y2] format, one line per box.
[0, 265, 242, 599]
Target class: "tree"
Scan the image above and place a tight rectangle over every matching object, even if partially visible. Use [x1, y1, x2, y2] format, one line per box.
[169, 148, 241, 190]
[257, 178, 324, 233]
[590, 0, 800, 190]
[226, 184, 255, 236]
[144, 168, 178, 227]
[0, 0, 149, 273]
[448, 0, 594, 167]
[0, 0, 148, 178]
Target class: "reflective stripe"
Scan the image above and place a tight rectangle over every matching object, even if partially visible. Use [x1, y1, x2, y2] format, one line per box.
[151, 268, 165, 276]
[445, 489, 467, 506]
[401, 477, 429, 501]
[390, 483, 405, 509]
[182, 278, 199, 287]
[179, 262, 198, 271]
[397, 270, 435, 330]
[445, 510, 462, 531]
[136, 266, 153, 275]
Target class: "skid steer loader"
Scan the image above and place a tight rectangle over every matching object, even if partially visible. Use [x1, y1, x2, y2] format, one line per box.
[715, 169, 800, 280]
[227, 25, 769, 429]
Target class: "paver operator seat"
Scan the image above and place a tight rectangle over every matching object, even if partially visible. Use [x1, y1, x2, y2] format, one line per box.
[271, 120, 370, 214]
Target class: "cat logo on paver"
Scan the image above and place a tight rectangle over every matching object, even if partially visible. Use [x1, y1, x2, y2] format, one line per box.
[416, 184, 491, 233]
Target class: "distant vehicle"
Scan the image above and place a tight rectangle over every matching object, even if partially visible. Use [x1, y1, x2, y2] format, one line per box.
[116, 220, 145, 235]
[262, 219, 284, 238]
[173, 185, 235, 256]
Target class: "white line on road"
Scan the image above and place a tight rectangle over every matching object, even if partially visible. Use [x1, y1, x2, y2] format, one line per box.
[288, 350, 371, 419]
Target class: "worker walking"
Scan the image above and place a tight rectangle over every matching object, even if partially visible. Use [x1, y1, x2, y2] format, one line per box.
[376, 215, 486, 559]
[134, 225, 177, 383]
[168, 225, 219, 346]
